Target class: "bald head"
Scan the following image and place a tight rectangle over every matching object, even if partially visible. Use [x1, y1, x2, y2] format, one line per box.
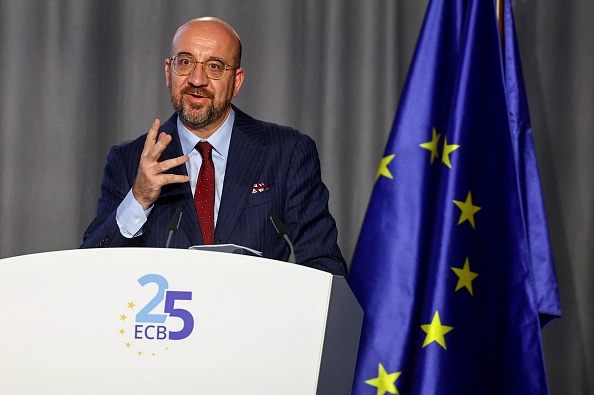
[166, 16, 245, 136]
[171, 17, 242, 67]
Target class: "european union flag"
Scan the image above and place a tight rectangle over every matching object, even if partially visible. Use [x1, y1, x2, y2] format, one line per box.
[348, 1, 561, 394]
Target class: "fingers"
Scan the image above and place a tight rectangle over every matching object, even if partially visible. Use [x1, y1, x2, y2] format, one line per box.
[141, 119, 177, 165]
[161, 173, 191, 185]
[155, 155, 189, 175]
[141, 119, 161, 157]
[141, 119, 185, 169]
[132, 160, 189, 210]
[144, 132, 171, 163]
[133, 119, 191, 209]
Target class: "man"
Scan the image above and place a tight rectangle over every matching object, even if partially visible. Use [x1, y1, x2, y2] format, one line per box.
[81, 17, 346, 276]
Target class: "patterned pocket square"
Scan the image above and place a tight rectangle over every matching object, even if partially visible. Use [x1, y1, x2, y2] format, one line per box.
[251, 183, 269, 194]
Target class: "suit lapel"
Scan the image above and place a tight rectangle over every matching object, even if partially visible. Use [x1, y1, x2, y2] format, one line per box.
[215, 110, 268, 243]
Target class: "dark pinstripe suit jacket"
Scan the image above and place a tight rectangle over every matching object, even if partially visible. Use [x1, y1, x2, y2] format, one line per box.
[81, 107, 346, 276]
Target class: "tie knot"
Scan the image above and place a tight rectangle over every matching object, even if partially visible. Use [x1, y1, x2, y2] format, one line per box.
[196, 141, 213, 160]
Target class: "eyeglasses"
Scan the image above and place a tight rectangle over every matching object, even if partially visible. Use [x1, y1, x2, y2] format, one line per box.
[169, 53, 238, 80]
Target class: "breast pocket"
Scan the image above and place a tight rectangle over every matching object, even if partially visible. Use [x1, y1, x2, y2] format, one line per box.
[245, 189, 272, 208]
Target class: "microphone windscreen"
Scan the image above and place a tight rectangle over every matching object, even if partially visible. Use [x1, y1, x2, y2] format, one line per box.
[168, 207, 183, 233]
[269, 213, 288, 236]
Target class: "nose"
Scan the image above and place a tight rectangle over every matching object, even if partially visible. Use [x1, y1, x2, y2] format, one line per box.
[187, 62, 209, 87]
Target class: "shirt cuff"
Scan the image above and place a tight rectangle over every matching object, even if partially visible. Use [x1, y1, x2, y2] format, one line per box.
[116, 190, 153, 238]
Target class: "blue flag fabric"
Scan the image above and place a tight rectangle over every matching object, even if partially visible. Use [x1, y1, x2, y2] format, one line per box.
[502, 0, 560, 328]
[348, 1, 561, 394]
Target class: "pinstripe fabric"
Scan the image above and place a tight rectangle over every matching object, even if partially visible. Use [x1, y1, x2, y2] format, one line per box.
[81, 107, 346, 276]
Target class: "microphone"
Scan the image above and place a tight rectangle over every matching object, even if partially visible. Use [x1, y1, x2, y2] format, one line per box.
[165, 207, 183, 248]
[269, 213, 296, 264]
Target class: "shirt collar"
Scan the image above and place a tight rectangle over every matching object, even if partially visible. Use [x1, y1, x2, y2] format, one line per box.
[177, 109, 235, 158]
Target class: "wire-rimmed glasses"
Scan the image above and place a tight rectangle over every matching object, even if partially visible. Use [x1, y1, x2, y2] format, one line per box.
[169, 53, 238, 80]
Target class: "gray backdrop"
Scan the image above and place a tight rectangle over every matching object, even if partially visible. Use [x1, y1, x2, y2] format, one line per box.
[0, 1, 591, 393]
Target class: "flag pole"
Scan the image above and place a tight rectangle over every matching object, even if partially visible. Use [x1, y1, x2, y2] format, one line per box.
[496, 0, 505, 57]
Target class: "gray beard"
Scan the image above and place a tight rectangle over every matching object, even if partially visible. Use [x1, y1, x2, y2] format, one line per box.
[173, 96, 231, 130]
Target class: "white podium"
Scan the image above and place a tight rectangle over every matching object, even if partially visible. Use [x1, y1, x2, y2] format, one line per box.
[0, 248, 362, 394]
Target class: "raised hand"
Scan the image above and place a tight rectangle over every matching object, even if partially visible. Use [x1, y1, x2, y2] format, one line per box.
[132, 119, 190, 210]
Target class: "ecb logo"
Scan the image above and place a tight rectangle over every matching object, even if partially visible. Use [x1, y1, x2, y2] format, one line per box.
[133, 273, 194, 341]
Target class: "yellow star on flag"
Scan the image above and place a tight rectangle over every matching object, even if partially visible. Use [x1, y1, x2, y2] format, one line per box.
[419, 128, 441, 165]
[453, 191, 481, 229]
[421, 311, 454, 350]
[376, 154, 395, 182]
[120, 314, 127, 321]
[365, 363, 401, 395]
[441, 136, 460, 168]
[451, 257, 479, 295]
[119, 328, 125, 335]
[128, 301, 135, 309]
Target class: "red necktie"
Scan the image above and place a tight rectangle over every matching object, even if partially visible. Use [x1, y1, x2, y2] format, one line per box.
[194, 142, 215, 244]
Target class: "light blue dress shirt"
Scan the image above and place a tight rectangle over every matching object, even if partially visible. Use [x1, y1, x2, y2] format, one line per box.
[116, 110, 235, 238]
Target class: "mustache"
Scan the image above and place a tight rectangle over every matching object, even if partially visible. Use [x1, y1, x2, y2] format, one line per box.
[181, 87, 214, 99]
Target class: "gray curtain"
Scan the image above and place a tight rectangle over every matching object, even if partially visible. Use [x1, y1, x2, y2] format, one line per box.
[0, 1, 591, 393]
